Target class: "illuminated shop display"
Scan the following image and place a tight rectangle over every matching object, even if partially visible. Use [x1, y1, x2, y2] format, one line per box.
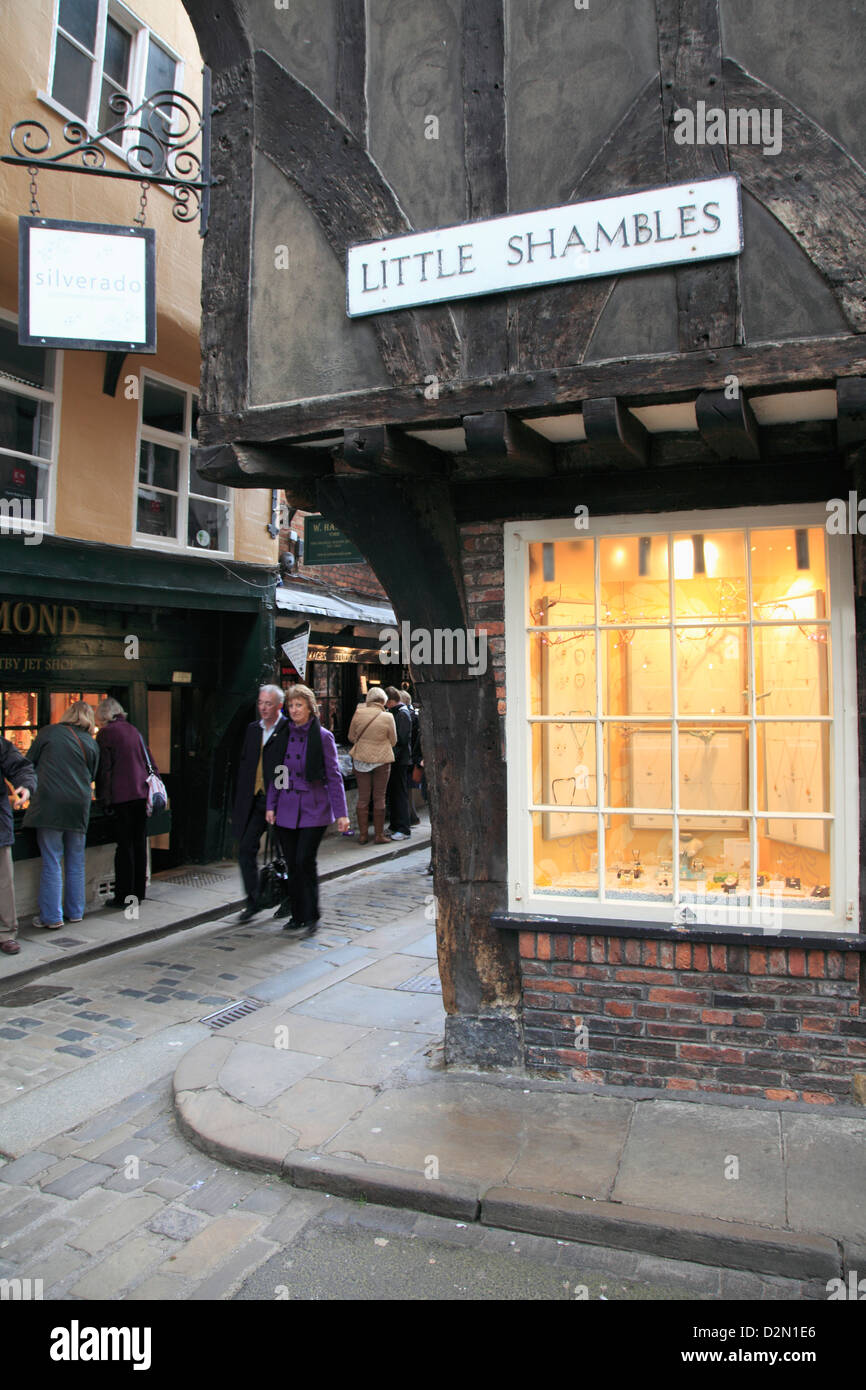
[510, 512, 852, 927]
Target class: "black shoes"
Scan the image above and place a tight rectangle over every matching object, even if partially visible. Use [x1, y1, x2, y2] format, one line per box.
[282, 920, 318, 938]
[238, 904, 259, 923]
[272, 901, 292, 920]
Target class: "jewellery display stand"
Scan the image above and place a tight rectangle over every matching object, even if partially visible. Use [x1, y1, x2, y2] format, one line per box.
[539, 600, 598, 840]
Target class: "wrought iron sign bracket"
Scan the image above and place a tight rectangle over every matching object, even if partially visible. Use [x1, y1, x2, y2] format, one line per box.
[2, 82, 213, 233]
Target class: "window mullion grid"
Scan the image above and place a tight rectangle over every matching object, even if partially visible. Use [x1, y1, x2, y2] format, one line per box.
[669, 534, 680, 907]
[594, 537, 605, 900]
[746, 526, 758, 911]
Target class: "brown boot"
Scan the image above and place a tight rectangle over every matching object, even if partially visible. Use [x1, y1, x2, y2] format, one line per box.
[357, 808, 369, 844]
[373, 810, 392, 844]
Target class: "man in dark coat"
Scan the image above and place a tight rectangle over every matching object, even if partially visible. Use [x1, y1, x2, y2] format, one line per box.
[384, 687, 413, 839]
[0, 738, 38, 955]
[232, 684, 289, 922]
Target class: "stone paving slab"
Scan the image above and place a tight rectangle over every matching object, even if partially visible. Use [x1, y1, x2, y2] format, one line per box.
[290, 980, 445, 1032]
[783, 1112, 866, 1242]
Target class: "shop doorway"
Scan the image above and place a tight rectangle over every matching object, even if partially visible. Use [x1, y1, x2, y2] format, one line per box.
[147, 686, 198, 870]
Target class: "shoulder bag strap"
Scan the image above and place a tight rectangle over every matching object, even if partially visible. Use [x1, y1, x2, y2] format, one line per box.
[136, 729, 155, 776]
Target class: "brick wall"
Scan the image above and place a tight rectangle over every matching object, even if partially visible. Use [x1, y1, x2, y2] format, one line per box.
[460, 522, 505, 715]
[518, 929, 866, 1104]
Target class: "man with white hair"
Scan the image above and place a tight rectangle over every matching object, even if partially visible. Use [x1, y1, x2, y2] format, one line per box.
[232, 684, 289, 922]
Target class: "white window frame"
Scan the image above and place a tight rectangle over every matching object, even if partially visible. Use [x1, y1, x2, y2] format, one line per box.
[0, 309, 61, 539]
[504, 504, 859, 935]
[132, 369, 232, 559]
[42, 0, 184, 161]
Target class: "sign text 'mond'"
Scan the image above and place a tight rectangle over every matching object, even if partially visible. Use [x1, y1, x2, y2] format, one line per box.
[347, 175, 742, 317]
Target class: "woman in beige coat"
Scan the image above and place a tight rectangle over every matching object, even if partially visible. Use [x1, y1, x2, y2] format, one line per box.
[348, 687, 397, 844]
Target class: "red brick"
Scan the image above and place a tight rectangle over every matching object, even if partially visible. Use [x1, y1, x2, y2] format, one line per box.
[710, 945, 726, 969]
[606, 1001, 634, 1018]
[635, 1004, 667, 1020]
[788, 949, 806, 977]
[571, 1068, 605, 1083]
[649, 988, 705, 1005]
[692, 944, 709, 971]
[643, 940, 658, 967]
[659, 943, 675, 969]
[802, 1092, 836, 1105]
[802, 1015, 834, 1033]
[572, 936, 589, 962]
[765, 1088, 798, 1102]
[826, 951, 844, 979]
[624, 939, 640, 965]
[749, 949, 767, 975]
[807, 952, 825, 979]
[480, 587, 505, 603]
[734, 1012, 766, 1028]
[479, 620, 504, 636]
[675, 943, 692, 970]
[537, 933, 551, 962]
[607, 938, 622, 964]
[518, 931, 535, 958]
[553, 935, 571, 961]
[615, 968, 670, 985]
[844, 954, 860, 981]
[701, 1009, 734, 1025]
[590, 936, 606, 963]
[496, 700, 506, 715]
[681, 1044, 746, 1064]
[768, 949, 788, 975]
[666, 1078, 698, 1091]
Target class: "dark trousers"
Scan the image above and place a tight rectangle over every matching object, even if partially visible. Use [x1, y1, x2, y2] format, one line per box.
[113, 798, 148, 905]
[276, 825, 327, 925]
[386, 763, 411, 835]
[238, 793, 267, 907]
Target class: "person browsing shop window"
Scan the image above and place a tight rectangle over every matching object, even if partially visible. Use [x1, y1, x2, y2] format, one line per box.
[95, 698, 156, 912]
[0, 738, 37, 956]
[24, 701, 100, 930]
[232, 684, 290, 923]
[265, 684, 348, 937]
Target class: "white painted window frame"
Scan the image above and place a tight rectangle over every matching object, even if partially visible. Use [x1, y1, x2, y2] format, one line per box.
[0, 309, 61, 539]
[504, 504, 859, 935]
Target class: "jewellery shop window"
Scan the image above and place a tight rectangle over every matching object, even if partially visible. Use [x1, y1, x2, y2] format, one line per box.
[0, 689, 108, 755]
[506, 509, 857, 932]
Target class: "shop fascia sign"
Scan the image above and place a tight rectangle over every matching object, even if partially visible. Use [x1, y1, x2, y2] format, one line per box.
[347, 174, 741, 317]
[18, 217, 156, 351]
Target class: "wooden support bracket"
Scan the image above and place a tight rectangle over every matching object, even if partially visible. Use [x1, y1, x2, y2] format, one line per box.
[837, 377, 866, 449]
[581, 397, 650, 469]
[695, 388, 761, 460]
[458, 410, 555, 478]
[339, 425, 451, 477]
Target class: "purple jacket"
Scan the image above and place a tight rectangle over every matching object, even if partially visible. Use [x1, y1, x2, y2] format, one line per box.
[95, 716, 153, 806]
[266, 720, 347, 829]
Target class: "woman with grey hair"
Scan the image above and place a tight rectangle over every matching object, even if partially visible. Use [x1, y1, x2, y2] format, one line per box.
[95, 698, 156, 910]
[24, 702, 100, 928]
[348, 687, 396, 844]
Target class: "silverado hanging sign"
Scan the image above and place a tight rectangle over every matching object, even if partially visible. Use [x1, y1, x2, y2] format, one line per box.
[347, 174, 742, 317]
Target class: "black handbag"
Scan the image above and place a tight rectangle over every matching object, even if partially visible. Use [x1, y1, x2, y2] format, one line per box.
[257, 829, 289, 909]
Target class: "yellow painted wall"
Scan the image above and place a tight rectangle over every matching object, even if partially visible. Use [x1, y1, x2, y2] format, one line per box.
[0, 0, 278, 566]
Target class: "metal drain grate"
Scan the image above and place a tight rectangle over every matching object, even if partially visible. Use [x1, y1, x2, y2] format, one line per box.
[157, 871, 232, 888]
[0, 983, 70, 1008]
[394, 974, 442, 995]
[199, 998, 264, 1029]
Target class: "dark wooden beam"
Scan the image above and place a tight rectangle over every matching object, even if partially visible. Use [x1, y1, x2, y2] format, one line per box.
[656, 0, 742, 351]
[339, 426, 451, 477]
[335, 0, 366, 142]
[837, 378, 866, 448]
[196, 442, 332, 509]
[582, 398, 650, 468]
[457, 411, 555, 478]
[102, 352, 127, 398]
[695, 388, 760, 459]
[198, 333, 866, 448]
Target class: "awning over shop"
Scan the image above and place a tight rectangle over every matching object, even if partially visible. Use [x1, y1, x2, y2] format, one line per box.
[275, 581, 395, 627]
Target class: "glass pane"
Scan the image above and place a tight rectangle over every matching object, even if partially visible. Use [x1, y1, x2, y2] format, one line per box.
[676, 626, 747, 716]
[757, 722, 829, 820]
[531, 812, 597, 897]
[673, 529, 747, 620]
[191, 398, 199, 439]
[751, 526, 828, 618]
[58, 0, 98, 49]
[0, 325, 52, 390]
[753, 625, 830, 717]
[100, 78, 129, 133]
[606, 812, 674, 902]
[528, 538, 594, 626]
[600, 534, 669, 623]
[49, 692, 105, 725]
[138, 440, 178, 491]
[677, 826, 750, 907]
[0, 457, 46, 506]
[147, 690, 171, 772]
[679, 725, 748, 816]
[187, 497, 229, 551]
[52, 34, 93, 118]
[758, 819, 831, 907]
[608, 724, 672, 813]
[103, 16, 132, 83]
[604, 627, 671, 716]
[2, 692, 38, 752]
[142, 380, 186, 434]
[531, 723, 597, 810]
[137, 488, 177, 538]
[0, 390, 53, 460]
[144, 38, 177, 96]
[528, 631, 596, 717]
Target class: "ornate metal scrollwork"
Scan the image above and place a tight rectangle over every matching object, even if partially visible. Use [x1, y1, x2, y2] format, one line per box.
[7, 90, 208, 224]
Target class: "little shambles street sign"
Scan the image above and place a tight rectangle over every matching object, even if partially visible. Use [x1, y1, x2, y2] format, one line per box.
[347, 174, 742, 317]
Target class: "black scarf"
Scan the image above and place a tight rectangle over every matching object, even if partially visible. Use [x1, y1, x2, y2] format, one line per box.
[304, 717, 326, 784]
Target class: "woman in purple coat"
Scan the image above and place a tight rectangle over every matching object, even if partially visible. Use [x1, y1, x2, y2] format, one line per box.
[265, 684, 348, 937]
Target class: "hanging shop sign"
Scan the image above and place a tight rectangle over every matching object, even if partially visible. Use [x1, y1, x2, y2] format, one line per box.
[18, 217, 156, 351]
[281, 620, 311, 679]
[304, 517, 364, 565]
[347, 174, 742, 317]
